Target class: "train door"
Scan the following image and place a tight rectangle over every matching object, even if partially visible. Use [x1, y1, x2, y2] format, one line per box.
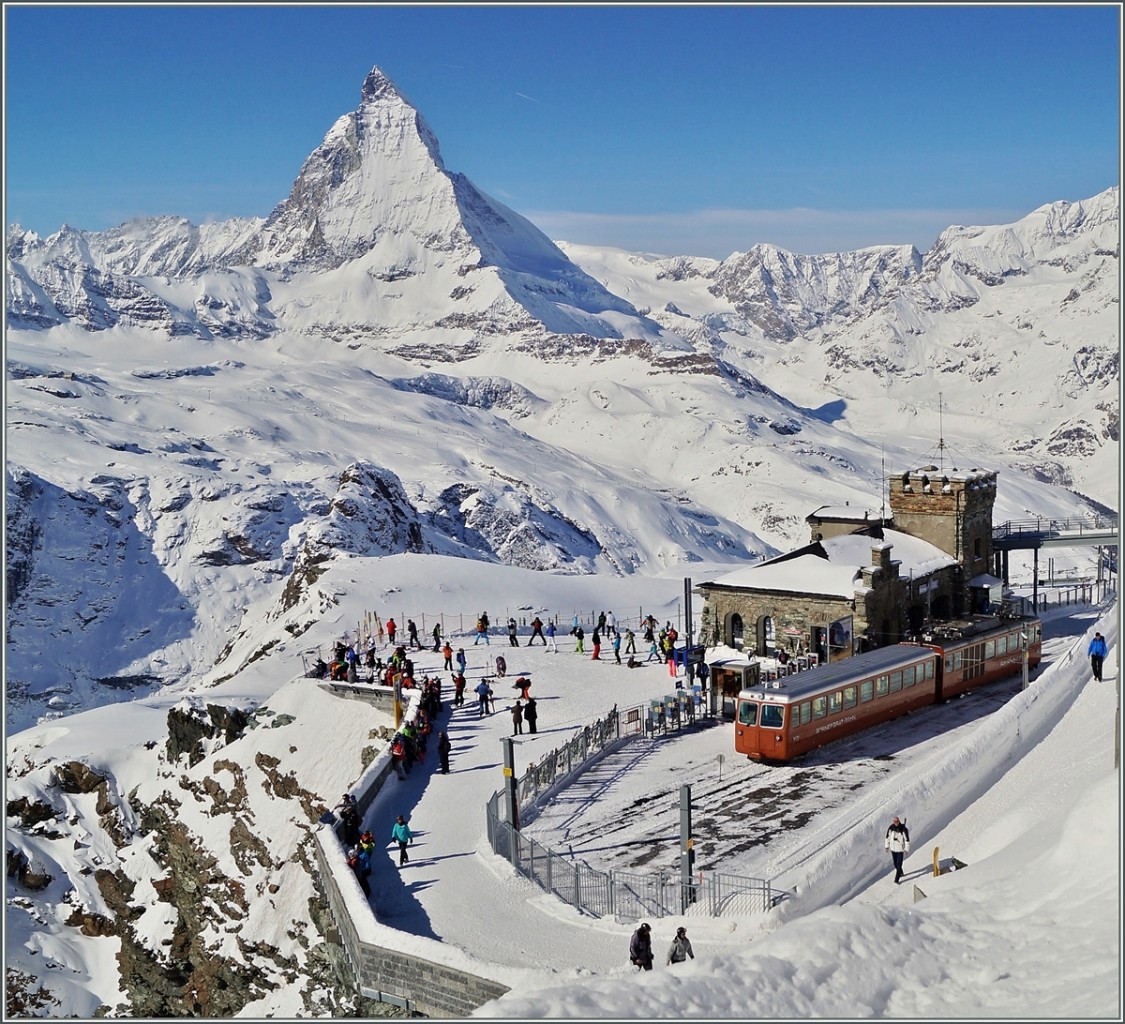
[734, 698, 760, 758]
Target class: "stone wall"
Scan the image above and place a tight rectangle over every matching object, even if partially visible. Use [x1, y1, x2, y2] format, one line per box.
[353, 945, 509, 1018]
[311, 687, 511, 1016]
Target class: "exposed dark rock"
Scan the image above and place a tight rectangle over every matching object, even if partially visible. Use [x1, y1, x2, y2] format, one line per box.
[53, 761, 109, 794]
[6, 796, 59, 827]
[165, 704, 249, 767]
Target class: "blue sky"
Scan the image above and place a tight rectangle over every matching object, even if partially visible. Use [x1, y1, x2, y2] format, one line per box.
[4, 4, 1120, 257]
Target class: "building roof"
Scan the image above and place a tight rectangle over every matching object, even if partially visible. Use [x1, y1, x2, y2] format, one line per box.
[806, 504, 883, 522]
[699, 527, 958, 599]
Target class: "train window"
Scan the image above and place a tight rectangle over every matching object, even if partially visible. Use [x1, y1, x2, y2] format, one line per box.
[985, 641, 995, 659]
[902, 666, 915, 688]
[761, 705, 784, 729]
[997, 634, 1008, 655]
[860, 680, 873, 702]
[843, 685, 857, 708]
[952, 652, 963, 671]
[799, 702, 812, 725]
[828, 691, 843, 714]
[875, 675, 889, 697]
[889, 672, 902, 693]
[737, 701, 758, 726]
[812, 696, 827, 719]
[925, 660, 934, 680]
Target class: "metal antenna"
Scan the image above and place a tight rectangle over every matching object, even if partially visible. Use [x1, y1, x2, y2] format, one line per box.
[938, 393, 945, 473]
[881, 446, 886, 523]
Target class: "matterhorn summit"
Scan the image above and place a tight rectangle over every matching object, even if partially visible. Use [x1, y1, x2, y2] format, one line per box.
[5, 65, 673, 347]
[250, 67, 465, 268]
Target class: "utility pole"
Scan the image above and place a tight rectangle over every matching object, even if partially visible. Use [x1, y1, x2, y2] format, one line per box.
[680, 784, 695, 911]
[684, 577, 694, 686]
[502, 737, 520, 831]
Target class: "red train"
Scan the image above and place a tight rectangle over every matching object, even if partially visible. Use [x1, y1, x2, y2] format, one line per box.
[733, 615, 1042, 763]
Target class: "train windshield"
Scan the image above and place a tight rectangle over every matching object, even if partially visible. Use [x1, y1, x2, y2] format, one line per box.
[737, 700, 758, 726]
[760, 704, 784, 729]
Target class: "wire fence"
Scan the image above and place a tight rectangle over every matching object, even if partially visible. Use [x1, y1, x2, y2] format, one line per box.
[485, 705, 780, 921]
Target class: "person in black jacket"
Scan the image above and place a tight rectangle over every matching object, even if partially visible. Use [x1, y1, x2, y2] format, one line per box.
[629, 922, 653, 970]
[437, 731, 452, 774]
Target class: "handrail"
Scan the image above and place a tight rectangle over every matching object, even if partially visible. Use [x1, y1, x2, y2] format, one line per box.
[994, 514, 1119, 538]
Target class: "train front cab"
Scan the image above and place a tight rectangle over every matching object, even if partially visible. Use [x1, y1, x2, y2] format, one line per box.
[734, 646, 941, 763]
[734, 694, 788, 761]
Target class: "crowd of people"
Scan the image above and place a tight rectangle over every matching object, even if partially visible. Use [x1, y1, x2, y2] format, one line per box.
[309, 610, 696, 686]
[321, 606, 691, 903]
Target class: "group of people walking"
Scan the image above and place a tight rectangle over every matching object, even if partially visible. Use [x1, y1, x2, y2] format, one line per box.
[628, 922, 695, 970]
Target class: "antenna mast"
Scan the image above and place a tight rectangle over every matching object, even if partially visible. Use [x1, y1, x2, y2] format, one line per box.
[881, 447, 886, 523]
[938, 393, 945, 473]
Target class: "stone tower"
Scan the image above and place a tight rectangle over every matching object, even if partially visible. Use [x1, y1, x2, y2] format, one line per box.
[887, 465, 997, 616]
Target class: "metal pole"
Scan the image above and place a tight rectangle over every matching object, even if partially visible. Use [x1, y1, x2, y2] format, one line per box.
[1021, 632, 1029, 691]
[680, 784, 695, 911]
[684, 577, 694, 686]
[502, 738, 520, 831]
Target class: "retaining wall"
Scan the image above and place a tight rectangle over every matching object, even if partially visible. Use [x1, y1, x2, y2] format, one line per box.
[311, 684, 510, 1015]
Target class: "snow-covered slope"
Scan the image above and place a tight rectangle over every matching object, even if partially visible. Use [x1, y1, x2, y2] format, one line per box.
[559, 187, 1120, 504]
[3, 61, 1119, 1020]
[5, 66, 1118, 734]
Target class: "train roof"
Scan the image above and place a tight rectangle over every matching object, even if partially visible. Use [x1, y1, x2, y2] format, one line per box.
[736, 644, 936, 703]
[912, 613, 1038, 644]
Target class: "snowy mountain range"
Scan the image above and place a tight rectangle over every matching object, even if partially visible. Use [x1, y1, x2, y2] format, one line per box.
[3, 63, 1120, 1018]
[5, 65, 1119, 734]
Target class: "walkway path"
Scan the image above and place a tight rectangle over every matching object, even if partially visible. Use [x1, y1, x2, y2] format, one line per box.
[358, 635, 694, 975]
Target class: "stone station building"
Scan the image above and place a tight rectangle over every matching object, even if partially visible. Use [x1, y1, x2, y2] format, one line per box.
[697, 466, 1003, 681]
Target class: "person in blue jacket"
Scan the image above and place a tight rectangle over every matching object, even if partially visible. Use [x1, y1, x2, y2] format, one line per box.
[391, 814, 414, 866]
[1088, 632, 1107, 681]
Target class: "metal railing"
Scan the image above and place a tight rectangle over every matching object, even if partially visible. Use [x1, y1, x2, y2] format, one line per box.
[994, 514, 1119, 539]
[487, 804, 778, 919]
[486, 705, 781, 920]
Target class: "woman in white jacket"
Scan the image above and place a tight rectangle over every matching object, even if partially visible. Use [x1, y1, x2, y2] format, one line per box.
[885, 815, 911, 883]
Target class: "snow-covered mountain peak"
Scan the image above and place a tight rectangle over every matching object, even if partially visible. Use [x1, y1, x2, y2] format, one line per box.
[359, 64, 401, 104]
[252, 65, 456, 269]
